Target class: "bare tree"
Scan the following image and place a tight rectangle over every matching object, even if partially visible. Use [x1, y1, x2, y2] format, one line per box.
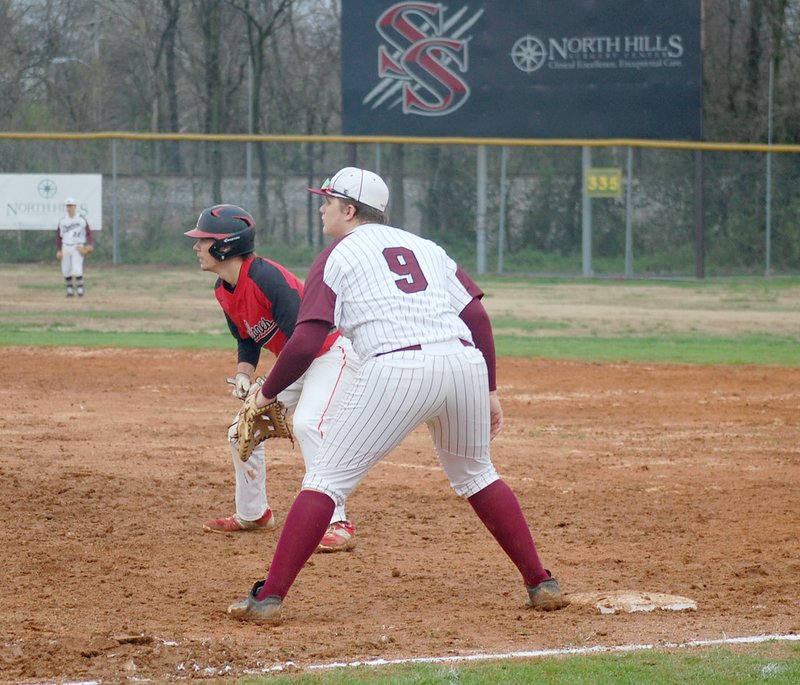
[270, 1, 340, 242]
[705, 0, 798, 141]
[229, 0, 294, 232]
[98, 1, 183, 148]
[0, 0, 33, 127]
[156, 0, 182, 172]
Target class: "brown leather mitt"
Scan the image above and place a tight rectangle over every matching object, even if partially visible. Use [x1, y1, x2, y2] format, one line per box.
[235, 392, 293, 461]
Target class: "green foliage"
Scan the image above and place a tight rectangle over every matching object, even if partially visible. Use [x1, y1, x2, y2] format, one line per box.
[14, 102, 53, 132]
[490, 248, 582, 275]
[630, 243, 696, 275]
[0, 232, 55, 262]
[256, 241, 318, 269]
[516, 148, 582, 256]
[416, 146, 476, 244]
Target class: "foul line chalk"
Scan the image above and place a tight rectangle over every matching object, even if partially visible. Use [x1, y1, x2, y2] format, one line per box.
[52, 633, 800, 683]
[268, 633, 800, 674]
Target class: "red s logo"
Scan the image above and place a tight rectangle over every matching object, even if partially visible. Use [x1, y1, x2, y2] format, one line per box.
[369, 3, 484, 117]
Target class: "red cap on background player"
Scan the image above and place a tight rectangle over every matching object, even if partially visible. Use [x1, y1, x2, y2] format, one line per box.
[308, 167, 389, 212]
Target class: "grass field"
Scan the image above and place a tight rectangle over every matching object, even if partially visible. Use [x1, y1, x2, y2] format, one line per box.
[3, 263, 799, 366]
[2, 263, 800, 684]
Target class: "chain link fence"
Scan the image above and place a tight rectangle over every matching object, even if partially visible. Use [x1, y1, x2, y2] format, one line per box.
[1, 133, 799, 277]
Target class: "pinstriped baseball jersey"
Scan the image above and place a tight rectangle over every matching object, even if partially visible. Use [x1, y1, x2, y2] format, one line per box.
[299, 224, 483, 359]
[56, 214, 92, 248]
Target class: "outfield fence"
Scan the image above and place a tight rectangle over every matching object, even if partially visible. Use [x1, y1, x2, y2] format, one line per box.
[1, 132, 799, 277]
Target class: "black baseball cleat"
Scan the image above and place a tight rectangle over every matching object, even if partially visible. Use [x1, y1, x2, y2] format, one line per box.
[228, 580, 282, 622]
[526, 572, 570, 611]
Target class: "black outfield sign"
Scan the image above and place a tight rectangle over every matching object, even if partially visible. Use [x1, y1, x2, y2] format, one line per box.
[341, 1, 702, 139]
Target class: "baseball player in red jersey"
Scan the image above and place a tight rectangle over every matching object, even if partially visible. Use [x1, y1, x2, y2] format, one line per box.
[56, 198, 93, 297]
[227, 168, 568, 622]
[185, 204, 359, 552]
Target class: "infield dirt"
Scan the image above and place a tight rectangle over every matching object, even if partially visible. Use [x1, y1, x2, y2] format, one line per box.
[1, 347, 798, 682]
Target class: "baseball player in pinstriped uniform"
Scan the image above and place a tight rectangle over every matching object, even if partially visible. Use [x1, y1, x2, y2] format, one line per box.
[228, 168, 568, 622]
[185, 204, 359, 552]
[56, 198, 93, 297]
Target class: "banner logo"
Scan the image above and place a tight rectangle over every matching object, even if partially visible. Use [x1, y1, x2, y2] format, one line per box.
[511, 32, 686, 74]
[364, 2, 484, 117]
[38, 179, 58, 199]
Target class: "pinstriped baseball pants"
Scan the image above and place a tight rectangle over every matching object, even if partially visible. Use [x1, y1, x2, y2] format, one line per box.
[302, 339, 499, 503]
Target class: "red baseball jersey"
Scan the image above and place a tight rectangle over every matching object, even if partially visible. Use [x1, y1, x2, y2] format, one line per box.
[215, 255, 338, 368]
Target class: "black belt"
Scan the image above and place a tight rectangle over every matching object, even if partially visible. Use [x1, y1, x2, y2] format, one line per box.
[375, 340, 473, 357]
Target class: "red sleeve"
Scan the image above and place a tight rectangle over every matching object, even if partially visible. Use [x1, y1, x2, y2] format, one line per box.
[85, 223, 93, 246]
[56, 226, 62, 250]
[296, 247, 337, 326]
[459, 298, 497, 392]
[260, 320, 331, 399]
[455, 266, 484, 299]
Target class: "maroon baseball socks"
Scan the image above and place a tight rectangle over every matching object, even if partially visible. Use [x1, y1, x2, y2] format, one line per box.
[468, 479, 550, 588]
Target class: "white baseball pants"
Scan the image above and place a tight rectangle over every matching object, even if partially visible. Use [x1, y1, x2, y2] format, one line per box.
[60, 245, 85, 277]
[228, 337, 357, 524]
[302, 339, 499, 505]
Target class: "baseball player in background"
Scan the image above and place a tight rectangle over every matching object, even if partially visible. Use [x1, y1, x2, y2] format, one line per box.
[228, 168, 568, 622]
[56, 198, 93, 297]
[185, 204, 359, 552]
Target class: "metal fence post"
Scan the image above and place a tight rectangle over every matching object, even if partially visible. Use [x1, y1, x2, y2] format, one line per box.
[765, 56, 774, 277]
[497, 146, 508, 274]
[581, 146, 593, 277]
[694, 149, 704, 279]
[476, 144, 487, 275]
[624, 146, 634, 279]
[112, 138, 120, 265]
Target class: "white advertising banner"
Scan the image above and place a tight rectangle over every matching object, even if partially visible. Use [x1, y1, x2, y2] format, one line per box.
[0, 174, 103, 231]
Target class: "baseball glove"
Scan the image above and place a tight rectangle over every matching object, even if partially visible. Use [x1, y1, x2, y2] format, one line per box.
[77, 244, 93, 256]
[235, 392, 293, 461]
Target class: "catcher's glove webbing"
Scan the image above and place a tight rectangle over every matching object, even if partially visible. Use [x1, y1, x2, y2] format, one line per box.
[236, 392, 293, 461]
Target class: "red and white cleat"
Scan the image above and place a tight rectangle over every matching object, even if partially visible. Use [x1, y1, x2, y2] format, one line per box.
[316, 520, 356, 552]
[203, 509, 276, 533]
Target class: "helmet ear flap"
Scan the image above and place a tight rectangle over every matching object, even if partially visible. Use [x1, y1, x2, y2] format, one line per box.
[209, 237, 246, 261]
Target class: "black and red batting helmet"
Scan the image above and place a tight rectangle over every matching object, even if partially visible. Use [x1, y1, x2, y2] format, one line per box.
[185, 204, 255, 261]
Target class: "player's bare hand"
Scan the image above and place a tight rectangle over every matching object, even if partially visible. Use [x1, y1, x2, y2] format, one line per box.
[56, 251, 62, 260]
[489, 391, 503, 440]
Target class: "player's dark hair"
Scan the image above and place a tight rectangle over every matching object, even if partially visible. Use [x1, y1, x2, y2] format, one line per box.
[351, 200, 388, 225]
